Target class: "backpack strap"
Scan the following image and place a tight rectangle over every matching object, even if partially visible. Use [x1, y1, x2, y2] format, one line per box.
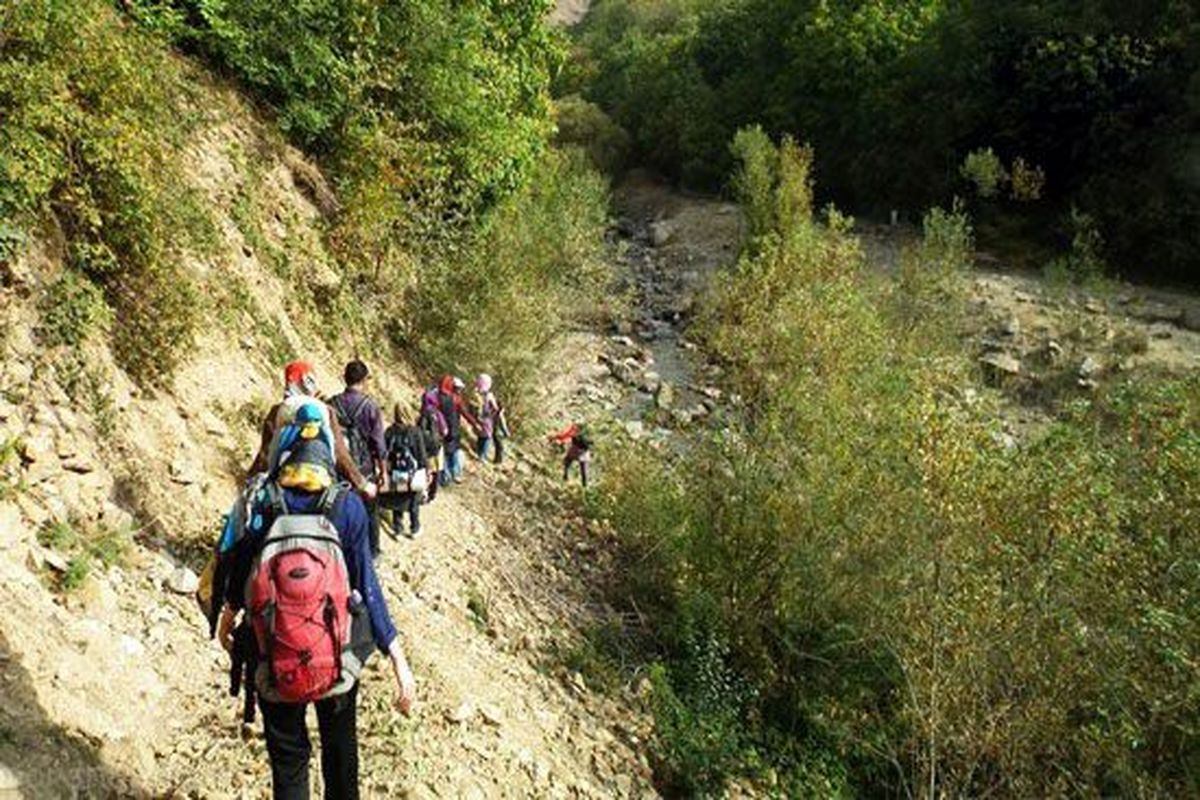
[265, 481, 288, 518]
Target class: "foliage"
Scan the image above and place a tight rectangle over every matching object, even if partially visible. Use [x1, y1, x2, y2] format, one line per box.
[398, 147, 613, 405]
[127, 0, 562, 216]
[590, 132, 1200, 796]
[0, 0, 214, 385]
[959, 148, 1008, 199]
[570, 0, 1200, 282]
[37, 272, 111, 349]
[37, 516, 132, 593]
[553, 95, 632, 176]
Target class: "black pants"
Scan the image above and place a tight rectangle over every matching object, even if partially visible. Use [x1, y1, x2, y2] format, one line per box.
[259, 685, 359, 800]
[391, 491, 420, 534]
[364, 497, 380, 558]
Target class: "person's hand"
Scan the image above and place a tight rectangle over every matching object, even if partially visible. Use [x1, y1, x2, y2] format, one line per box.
[389, 640, 416, 715]
[361, 481, 378, 500]
[218, 606, 238, 653]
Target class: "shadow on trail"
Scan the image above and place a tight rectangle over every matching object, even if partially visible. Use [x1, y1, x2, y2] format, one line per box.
[0, 628, 149, 799]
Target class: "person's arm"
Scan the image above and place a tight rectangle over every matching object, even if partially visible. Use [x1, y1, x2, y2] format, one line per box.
[413, 428, 427, 464]
[246, 405, 278, 479]
[458, 397, 480, 430]
[366, 402, 388, 490]
[337, 493, 415, 712]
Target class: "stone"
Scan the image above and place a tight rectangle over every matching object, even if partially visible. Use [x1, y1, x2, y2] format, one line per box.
[448, 701, 476, 724]
[1078, 356, 1100, 378]
[653, 381, 675, 410]
[648, 221, 674, 248]
[479, 704, 503, 727]
[0, 763, 21, 791]
[979, 352, 1021, 376]
[169, 457, 200, 486]
[999, 316, 1020, 337]
[1084, 299, 1104, 314]
[166, 566, 199, 595]
[62, 457, 95, 474]
[1179, 307, 1200, 333]
[41, 547, 70, 573]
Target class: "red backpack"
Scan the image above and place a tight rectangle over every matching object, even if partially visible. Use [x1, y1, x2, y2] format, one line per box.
[245, 484, 358, 703]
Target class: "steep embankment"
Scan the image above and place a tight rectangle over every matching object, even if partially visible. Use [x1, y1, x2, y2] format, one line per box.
[0, 70, 654, 798]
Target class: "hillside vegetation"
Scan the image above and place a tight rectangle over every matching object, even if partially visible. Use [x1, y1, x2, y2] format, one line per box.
[1, 0, 612, 399]
[562, 0, 1200, 283]
[584, 129, 1200, 797]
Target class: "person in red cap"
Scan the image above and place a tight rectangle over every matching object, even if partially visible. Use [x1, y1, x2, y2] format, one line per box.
[247, 361, 376, 499]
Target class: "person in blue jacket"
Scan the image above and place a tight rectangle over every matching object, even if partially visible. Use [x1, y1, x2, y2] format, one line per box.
[214, 397, 416, 800]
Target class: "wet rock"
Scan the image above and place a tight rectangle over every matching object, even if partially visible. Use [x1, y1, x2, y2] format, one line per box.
[166, 566, 199, 595]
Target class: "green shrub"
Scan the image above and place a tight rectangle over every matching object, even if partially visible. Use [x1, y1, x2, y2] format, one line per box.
[591, 132, 1200, 796]
[960, 147, 1008, 198]
[38, 272, 110, 348]
[398, 147, 613, 406]
[553, 95, 632, 176]
[1, 0, 214, 386]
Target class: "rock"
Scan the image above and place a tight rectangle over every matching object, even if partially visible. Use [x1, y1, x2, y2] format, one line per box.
[1132, 303, 1183, 325]
[1014, 290, 1035, 303]
[1084, 299, 1105, 314]
[169, 457, 201, 486]
[623, 420, 645, 439]
[1078, 356, 1100, 379]
[479, 704, 503, 727]
[0, 763, 20, 792]
[640, 371, 661, 393]
[166, 566, 199, 595]
[653, 381, 675, 410]
[448, 701, 476, 724]
[999, 316, 1021, 337]
[61, 456, 94, 474]
[648, 221, 674, 248]
[41, 547, 70, 573]
[570, 671, 587, 693]
[1179, 307, 1200, 333]
[609, 335, 636, 349]
[980, 352, 1021, 376]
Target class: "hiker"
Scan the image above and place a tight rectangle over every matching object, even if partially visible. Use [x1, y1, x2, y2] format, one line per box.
[416, 391, 445, 504]
[210, 396, 416, 800]
[551, 423, 592, 488]
[434, 375, 479, 486]
[383, 403, 427, 538]
[247, 361, 375, 500]
[473, 373, 510, 465]
[330, 360, 388, 559]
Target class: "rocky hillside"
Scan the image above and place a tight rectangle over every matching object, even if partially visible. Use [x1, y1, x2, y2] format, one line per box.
[0, 70, 654, 797]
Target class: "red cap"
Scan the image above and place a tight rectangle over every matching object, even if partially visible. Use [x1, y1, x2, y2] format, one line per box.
[284, 360, 315, 387]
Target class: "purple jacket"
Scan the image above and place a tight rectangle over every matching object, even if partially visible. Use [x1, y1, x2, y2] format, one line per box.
[332, 389, 387, 463]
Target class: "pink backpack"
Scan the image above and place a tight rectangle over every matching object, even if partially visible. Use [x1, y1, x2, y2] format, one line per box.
[245, 485, 359, 703]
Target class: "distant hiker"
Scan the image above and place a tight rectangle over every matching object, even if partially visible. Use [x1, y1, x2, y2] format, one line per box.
[208, 396, 415, 800]
[435, 375, 479, 486]
[247, 361, 374, 500]
[417, 386, 446, 503]
[330, 360, 388, 559]
[383, 403, 427, 538]
[473, 373, 510, 465]
[551, 423, 592, 488]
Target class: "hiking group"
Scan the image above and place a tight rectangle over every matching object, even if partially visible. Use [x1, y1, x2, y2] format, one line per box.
[198, 359, 515, 799]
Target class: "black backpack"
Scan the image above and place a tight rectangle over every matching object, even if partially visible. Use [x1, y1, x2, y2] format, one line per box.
[418, 408, 441, 454]
[387, 427, 420, 475]
[331, 393, 374, 476]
